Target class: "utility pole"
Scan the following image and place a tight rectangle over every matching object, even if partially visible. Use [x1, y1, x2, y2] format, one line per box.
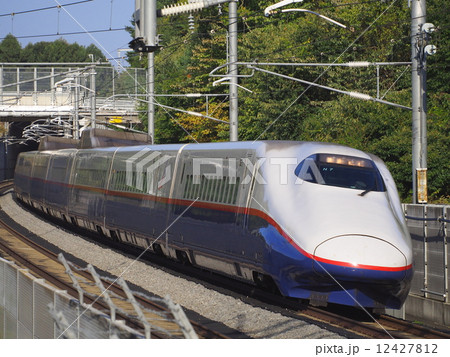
[74, 73, 80, 139]
[145, 0, 157, 143]
[410, 0, 436, 203]
[132, 0, 236, 143]
[228, 1, 239, 141]
[130, 0, 159, 144]
[0, 66, 3, 105]
[90, 64, 96, 129]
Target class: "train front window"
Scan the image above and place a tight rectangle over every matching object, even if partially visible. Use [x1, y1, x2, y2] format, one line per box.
[295, 154, 386, 192]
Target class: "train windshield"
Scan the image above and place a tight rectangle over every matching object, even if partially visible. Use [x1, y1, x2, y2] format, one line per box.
[295, 154, 386, 192]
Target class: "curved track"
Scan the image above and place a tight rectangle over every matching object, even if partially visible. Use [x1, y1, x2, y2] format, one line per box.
[2, 180, 450, 339]
[161, 254, 450, 339]
[0, 180, 226, 339]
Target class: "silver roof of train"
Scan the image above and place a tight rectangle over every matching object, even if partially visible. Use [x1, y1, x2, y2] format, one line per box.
[34, 140, 374, 161]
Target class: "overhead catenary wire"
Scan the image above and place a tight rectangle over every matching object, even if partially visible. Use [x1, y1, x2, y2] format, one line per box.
[248, 64, 412, 110]
[251, 0, 404, 139]
[2, 5, 214, 143]
[49, 1, 206, 143]
[1, 0, 415, 144]
[0, 28, 127, 42]
[0, 0, 93, 18]
[0, 46, 220, 142]
[1, 2, 410, 66]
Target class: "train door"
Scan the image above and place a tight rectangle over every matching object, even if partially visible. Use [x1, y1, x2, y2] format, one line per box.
[44, 150, 75, 217]
[14, 152, 35, 203]
[168, 147, 258, 279]
[235, 150, 259, 229]
[68, 150, 112, 229]
[235, 151, 266, 272]
[29, 153, 51, 207]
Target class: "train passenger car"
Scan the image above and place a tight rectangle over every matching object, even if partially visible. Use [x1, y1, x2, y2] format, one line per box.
[13, 140, 413, 309]
[104, 144, 184, 246]
[14, 151, 36, 205]
[44, 149, 77, 220]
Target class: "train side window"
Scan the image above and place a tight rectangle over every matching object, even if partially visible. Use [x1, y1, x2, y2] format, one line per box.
[32, 156, 50, 179]
[229, 177, 240, 204]
[119, 171, 126, 191]
[183, 175, 194, 199]
[16, 156, 32, 176]
[48, 156, 70, 183]
[216, 177, 225, 202]
[221, 178, 230, 203]
[212, 178, 221, 202]
[120, 171, 125, 191]
[182, 173, 240, 205]
[111, 171, 119, 191]
[202, 177, 210, 201]
[205, 176, 214, 201]
[17, 156, 24, 168]
[188, 175, 195, 199]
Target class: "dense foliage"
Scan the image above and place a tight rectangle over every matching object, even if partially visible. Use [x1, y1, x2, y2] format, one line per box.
[0, 34, 106, 63]
[125, 0, 449, 202]
[0, 1, 447, 202]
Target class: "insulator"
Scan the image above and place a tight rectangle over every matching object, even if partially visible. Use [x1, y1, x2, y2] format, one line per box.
[160, 0, 230, 17]
[349, 92, 371, 101]
[347, 61, 371, 67]
[188, 14, 195, 32]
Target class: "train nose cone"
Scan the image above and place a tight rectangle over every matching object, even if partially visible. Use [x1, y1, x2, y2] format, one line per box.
[312, 235, 409, 281]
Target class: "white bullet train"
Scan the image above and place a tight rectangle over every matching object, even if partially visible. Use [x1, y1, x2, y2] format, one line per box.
[14, 139, 413, 309]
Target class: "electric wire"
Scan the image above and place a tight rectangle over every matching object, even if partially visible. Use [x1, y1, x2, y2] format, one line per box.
[0, 0, 423, 143]
[0, 0, 93, 18]
[251, 0, 402, 139]
[0, 28, 127, 42]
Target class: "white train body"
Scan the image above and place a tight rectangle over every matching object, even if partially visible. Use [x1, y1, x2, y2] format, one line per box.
[14, 140, 413, 308]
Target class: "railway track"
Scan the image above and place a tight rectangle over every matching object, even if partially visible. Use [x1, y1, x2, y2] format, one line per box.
[2, 179, 449, 339]
[193, 262, 450, 339]
[183, 263, 450, 339]
[293, 303, 450, 339]
[0, 180, 226, 339]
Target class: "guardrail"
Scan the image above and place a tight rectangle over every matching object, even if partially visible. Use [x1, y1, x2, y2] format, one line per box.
[403, 204, 449, 303]
[0, 65, 145, 122]
[0, 255, 197, 339]
[0, 257, 139, 338]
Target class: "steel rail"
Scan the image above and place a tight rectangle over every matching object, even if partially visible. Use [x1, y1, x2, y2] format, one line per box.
[0, 181, 225, 338]
[3, 180, 449, 339]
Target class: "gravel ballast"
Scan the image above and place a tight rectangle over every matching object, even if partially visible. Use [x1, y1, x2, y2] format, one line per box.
[0, 192, 343, 339]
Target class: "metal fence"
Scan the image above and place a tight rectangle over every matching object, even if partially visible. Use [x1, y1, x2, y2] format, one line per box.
[403, 204, 449, 303]
[2, 203, 448, 337]
[0, 256, 197, 339]
[0, 64, 146, 99]
[0, 64, 146, 115]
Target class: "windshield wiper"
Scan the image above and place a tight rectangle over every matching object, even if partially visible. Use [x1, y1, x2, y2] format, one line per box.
[359, 186, 374, 197]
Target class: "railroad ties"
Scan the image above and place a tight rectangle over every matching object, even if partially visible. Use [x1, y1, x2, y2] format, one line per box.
[0, 180, 223, 338]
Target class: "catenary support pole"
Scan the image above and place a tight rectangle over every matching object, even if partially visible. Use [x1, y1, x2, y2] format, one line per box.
[410, 0, 427, 203]
[74, 74, 80, 139]
[229, 1, 239, 141]
[148, 52, 155, 143]
[145, 0, 157, 143]
[90, 65, 96, 128]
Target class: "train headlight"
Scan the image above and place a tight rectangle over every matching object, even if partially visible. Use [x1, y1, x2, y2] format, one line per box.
[319, 154, 371, 168]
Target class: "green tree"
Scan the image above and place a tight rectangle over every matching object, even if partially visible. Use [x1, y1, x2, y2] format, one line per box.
[0, 34, 22, 62]
[124, 0, 448, 201]
[1, 35, 106, 63]
[20, 38, 105, 63]
[427, 0, 450, 93]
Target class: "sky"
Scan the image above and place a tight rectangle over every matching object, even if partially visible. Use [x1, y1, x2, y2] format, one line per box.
[0, 0, 136, 66]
